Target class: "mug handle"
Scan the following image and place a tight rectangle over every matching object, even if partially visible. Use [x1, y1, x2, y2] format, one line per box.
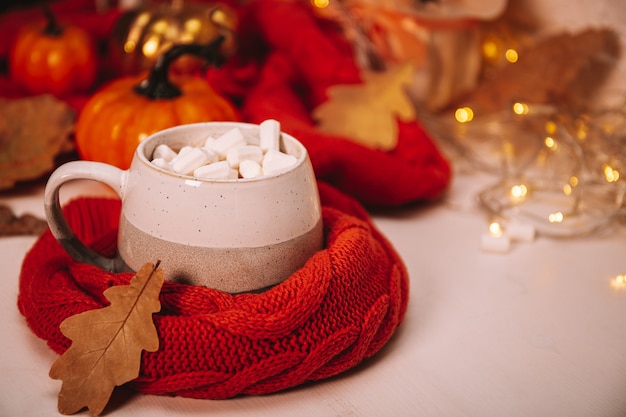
[44, 160, 128, 272]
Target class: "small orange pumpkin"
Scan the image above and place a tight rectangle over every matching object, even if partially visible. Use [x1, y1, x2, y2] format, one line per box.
[9, 7, 98, 96]
[75, 37, 239, 169]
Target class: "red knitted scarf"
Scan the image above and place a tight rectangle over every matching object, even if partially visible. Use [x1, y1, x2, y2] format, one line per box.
[0, 0, 452, 207]
[18, 182, 409, 399]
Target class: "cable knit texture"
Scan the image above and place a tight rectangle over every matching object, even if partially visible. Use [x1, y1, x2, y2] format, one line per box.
[18, 182, 409, 399]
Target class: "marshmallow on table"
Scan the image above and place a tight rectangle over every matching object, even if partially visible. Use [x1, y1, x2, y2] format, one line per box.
[506, 221, 536, 242]
[481, 233, 511, 253]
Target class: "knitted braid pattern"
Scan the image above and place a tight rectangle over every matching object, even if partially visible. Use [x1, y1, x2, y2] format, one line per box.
[18, 183, 409, 399]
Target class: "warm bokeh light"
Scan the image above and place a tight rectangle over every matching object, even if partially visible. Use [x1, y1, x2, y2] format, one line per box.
[151, 19, 169, 34]
[311, 0, 330, 8]
[544, 136, 557, 150]
[179, 32, 195, 43]
[184, 18, 202, 34]
[610, 274, 626, 290]
[482, 40, 499, 60]
[505, 48, 518, 63]
[123, 40, 136, 53]
[545, 120, 557, 135]
[142, 36, 160, 57]
[548, 212, 564, 223]
[574, 120, 589, 141]
[455, 107, 474, 123]
[603, 163, 620, 183]
[510, 184, 528, 200]
[135, 12, 151, 26]
[489, 221, 503, 237]
[211, 8, 229, 24]
[563, 176, 578, 196]
[563, 184, 572, 196]
[512, 102, 528, 115]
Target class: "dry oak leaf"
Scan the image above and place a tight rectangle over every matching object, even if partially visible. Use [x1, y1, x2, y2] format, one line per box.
[312, 62, 417, 151]
[0, 95, 75, 190]
[0, 204, 47, 236]
[49, 262, 164, 416]
[454, 28, 620, 114]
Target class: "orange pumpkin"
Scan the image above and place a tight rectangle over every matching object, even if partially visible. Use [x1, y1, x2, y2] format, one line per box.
[9, 7, 98, 96]
[75, 38, 239, 169]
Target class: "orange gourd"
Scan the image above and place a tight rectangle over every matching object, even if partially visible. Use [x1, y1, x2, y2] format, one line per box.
[9, 7, 98, 96]
[75, 37, 239, 169]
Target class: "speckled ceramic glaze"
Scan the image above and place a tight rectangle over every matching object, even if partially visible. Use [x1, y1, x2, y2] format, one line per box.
[45, 122, 323, 293]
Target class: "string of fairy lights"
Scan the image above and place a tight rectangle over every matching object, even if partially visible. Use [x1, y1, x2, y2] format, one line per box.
[308, 0, 625, 286]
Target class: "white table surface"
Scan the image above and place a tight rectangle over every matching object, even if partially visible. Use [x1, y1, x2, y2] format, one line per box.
[1, 160, 625, 417]
[2, 0, 626, 414]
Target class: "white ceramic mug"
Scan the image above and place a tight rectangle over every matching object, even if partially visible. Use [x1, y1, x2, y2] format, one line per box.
[44, 122, 323, 293]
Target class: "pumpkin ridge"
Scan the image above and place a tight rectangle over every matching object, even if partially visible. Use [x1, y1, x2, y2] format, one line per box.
[74, 42, 239, 169]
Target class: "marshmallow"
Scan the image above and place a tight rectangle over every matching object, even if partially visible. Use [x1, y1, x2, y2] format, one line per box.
[481, 233, 511, 253]
[167, 145, 194, 168]
[177, 145, 194, 157]
[151, 157, 171, 171]
[152, 144, 178, 162]
[193, 160, 232, 179]
[227, 145, 263, 168]
[171, 147, 216, 175]
[205, 127, 246, 159]
[203, 136, 217, 149]
[262, 149, 298, 175]
[239, 160, 263, 179]
[507, 221, 536, 242]
[149, 119, 298, 180]
[259, 119, 281, 152]
[227, 168, 239, 179]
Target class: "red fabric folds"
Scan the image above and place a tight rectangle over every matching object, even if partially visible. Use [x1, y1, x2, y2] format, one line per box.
[219, 0, 452, 205]
[1, 0, 451, 206]
[18, 182, 409, 399]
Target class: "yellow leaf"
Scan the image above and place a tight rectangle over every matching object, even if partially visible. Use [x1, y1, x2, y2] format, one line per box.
[49, 262, 164, 416]
[312, 62, 416, 151]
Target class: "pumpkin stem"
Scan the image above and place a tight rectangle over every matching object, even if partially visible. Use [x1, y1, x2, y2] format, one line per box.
[133, 35, 227, 100]
[42, 6, 63, 37]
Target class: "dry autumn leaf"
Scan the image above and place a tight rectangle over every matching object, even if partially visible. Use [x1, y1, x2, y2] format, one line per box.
[453, 28, 620, 114]
[0, 95, 75, 190]
[312, 62, 417, 151]
[0, 204, 47, 236]
[49, 262, 164, 416]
